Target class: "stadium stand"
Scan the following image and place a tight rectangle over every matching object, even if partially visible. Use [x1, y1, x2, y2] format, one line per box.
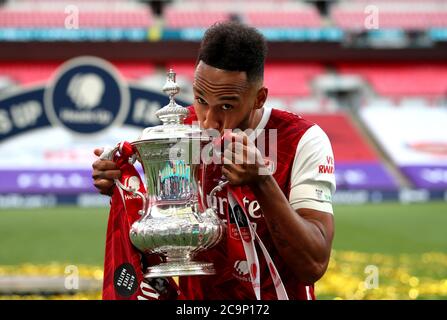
[3, 59, 445, 104]
[164, 9, 230, 28]
[244, 7, 322, 28]
[360, 105, 447, 190]
[263, 63, 324, 97]
[331, 1, 447, 30]
[163, 62, 324, 97]
[0, 1, 153, 28]
[303, 112, 398, 190]
[337, 63, 447, 103]
[305, 113, 378, 163]
[0, 0, 446, 200]
[163, 0, 322, 28]
[0, 61, 156, 86]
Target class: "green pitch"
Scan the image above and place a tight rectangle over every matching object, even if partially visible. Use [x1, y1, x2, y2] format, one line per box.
[333, 202, 447, 254]
[0, 202, 446, 265]
[0, 201, 446, 299]
[0, 206, 109, 266]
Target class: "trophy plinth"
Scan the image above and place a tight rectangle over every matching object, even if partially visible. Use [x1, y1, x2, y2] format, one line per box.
[145, 261, 216, 278]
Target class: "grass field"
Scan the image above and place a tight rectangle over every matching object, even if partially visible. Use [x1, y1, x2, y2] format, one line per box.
[333, 202, 447, 254]
[0, 202, 446, 299]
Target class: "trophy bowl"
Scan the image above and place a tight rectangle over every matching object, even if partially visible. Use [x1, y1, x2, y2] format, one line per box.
[118, 70, 225, 278]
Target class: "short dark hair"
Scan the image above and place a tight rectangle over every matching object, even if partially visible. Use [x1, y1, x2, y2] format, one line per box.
[197, 21, 268, 83]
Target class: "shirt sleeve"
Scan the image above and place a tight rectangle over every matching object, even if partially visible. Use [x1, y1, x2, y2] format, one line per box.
[288, 124, 336, 214]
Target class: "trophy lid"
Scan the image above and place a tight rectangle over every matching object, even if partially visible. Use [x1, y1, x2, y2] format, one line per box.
[134, 69, 204, 143]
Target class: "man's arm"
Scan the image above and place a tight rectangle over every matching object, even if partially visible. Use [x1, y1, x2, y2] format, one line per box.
[250, 175, 333, 285]
[222, 129, 335, 284]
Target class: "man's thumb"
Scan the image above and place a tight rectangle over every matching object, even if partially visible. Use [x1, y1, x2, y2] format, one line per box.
[94, 147, 104, 157]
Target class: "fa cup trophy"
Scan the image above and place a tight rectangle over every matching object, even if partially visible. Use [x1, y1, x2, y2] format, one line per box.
[109, 70, 225, 278]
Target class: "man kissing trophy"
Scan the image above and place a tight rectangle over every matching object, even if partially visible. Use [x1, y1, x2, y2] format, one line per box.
[100, 70, 225, 300]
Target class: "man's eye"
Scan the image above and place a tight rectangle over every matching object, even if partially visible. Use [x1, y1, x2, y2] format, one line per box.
[221, 104, 233, 111]
[196, 97, 207, 105]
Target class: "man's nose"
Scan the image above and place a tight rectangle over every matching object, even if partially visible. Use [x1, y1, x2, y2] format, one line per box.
[203, 110, 221, 131]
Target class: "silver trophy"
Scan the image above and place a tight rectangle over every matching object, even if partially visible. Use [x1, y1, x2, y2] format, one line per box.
[111, 69, 226, 278]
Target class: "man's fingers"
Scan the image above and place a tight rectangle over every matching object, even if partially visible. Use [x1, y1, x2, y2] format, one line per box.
[224, 132, 248, 153]
[92, 159, 119, 171]
[222, 164, 243, 186]
[227, 142, 246, 154]
[223, 149, 233, 164]
[92, 147, 119, 196]
[222, 158, 244, 174]
[223, 149, 245, 165]
[226, 142, 249, 165]
[227, 131, 249, 144]
[224, 143, 261, 166]
[104, 169, 121, 180]
[222, 167, 241, 185]
[93, 179, 115, 195]
[93, 179, 114, 190]
[92, 169, 121, 180]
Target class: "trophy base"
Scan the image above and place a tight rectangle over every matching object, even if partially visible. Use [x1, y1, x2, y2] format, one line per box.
[144, 261, 216, 278]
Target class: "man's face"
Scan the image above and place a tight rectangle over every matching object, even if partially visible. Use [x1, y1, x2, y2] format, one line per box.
[193, 61, 265, 133]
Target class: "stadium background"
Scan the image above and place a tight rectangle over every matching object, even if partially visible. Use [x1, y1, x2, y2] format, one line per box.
[0, 0, 446, 300]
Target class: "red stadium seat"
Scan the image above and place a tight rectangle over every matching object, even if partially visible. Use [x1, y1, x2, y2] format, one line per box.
[165, 62, 196, 81]
[332, 4, 447, 30]
[164, 1, 320, 28]
[0, 9, 153, 28]
[0, 61, 155, 86]
[303, 112, 379, 162]
[245, 10, 321, 28]
[264, 63, 324, 97]
[165, 62, 324, 98]
[164, 9, 230, 28]
[337, 63, 447, 99]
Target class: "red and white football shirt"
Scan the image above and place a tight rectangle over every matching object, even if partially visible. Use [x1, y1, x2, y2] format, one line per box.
[180, 106, 336, 300]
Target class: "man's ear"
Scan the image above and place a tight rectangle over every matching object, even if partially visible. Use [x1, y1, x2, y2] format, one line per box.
[254, 86, 268, 110]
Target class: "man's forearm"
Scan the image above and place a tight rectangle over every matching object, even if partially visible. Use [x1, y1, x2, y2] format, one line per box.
[249, 175, 332, 284]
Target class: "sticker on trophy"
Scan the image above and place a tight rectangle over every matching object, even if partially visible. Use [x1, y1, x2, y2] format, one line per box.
[114, 263, 138, 297]
[229, 203, 251, 241]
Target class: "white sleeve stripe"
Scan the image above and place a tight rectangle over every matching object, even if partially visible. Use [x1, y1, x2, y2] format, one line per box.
[290, 183, 333, 203]
[291, 199, 334, 215]
[289, 183, 334, 214]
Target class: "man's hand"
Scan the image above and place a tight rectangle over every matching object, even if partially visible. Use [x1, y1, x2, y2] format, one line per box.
[222, 131, 269, 186]
[92, 148, 121, 196]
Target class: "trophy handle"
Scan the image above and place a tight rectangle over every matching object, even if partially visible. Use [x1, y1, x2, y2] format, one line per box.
[210, 179, 229, 196]
[208, 179, 229, 210]
[100, 145, 147, 216]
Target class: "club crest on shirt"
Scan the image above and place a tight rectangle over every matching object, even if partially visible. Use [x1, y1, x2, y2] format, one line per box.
[123, 175, 142, 201]
[232, 260, 251, 282]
